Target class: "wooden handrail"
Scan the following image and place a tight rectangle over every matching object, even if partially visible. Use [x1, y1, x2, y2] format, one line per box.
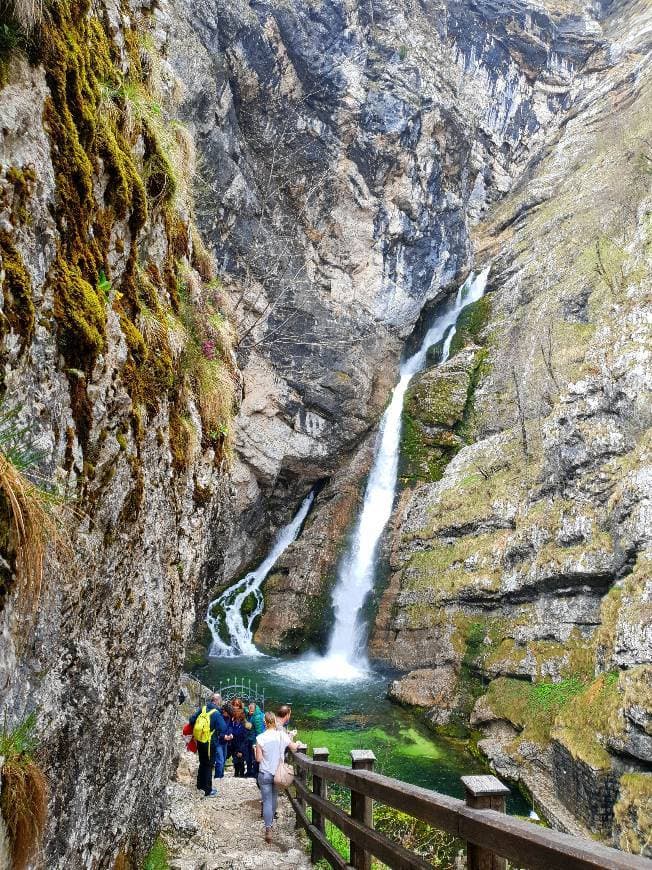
[295, 779, 429, 870]
[288, 749, 652, 870]
[286, 788, 348, 869]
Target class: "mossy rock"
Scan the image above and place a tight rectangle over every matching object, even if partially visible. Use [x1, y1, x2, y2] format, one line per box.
[449, 296, 491, 357]
[0, 229, 35, 350]
[551, 672, 623, 769]
[405, 362, 472, 429]
[613, 772, 652, 857]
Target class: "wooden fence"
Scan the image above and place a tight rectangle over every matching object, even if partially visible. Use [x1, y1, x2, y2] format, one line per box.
[287, 744, 652, 870]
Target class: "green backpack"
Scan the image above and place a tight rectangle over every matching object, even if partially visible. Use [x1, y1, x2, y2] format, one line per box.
[192, 706, 215, 744]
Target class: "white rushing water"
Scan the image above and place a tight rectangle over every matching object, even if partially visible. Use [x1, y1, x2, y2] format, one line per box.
[206, 491, 315, 656]
[280, 265, 491, 683]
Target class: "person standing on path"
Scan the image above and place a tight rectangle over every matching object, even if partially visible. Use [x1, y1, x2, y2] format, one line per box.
[246, 701, 265, 778]
[227, 708, 249, 777]
[255, 711, 298, 843]
[189, 693, 229, 797]
[276, 704, 297, 738]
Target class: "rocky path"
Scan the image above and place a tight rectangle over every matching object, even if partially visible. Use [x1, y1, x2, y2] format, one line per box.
[161, 733, 312, 869]
[162, 678, 313, 868]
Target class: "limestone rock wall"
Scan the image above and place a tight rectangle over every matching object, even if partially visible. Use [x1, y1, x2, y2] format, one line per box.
[0, 0, 236, 864]
[159, 0, 606, 589]
[372, 0, 652, 851]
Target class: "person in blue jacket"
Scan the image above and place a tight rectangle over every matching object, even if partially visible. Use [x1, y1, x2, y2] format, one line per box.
[227, 708, 249, 777]
[189, 693, 229, 796]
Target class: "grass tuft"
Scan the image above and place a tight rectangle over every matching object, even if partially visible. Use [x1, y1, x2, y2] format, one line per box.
[0, 405, 67, 620]
[0, 713, 48, 870]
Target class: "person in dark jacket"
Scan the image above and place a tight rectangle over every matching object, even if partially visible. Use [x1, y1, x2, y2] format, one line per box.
[189, 693, 228, 796]
[246, 702, 264, 778]
[227, 709, 249, 777]
[219, 703, 233, 773]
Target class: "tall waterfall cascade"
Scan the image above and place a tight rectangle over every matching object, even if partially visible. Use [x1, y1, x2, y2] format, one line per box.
[208, 266, 489, 672]
[294, 265, 491, 681]
[207, 491, 315, 656]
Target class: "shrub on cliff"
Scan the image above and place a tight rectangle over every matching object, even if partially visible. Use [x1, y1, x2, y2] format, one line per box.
[0, 713, 48, 870]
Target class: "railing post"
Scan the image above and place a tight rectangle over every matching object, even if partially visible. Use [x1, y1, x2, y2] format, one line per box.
[312, 747, 329, 863]
[350, 750, 375, 870]
[461, 775, 510, 870]
[294, 742, 308, 830]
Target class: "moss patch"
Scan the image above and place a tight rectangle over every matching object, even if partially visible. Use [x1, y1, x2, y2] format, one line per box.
[613, 773, 652, 856]
[449, 295, 491, 357]
[0, 229, 35, 351]
[551, 672, 622, 769]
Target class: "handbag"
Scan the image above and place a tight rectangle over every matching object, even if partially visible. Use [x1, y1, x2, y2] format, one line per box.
[273, 733, 294, 788]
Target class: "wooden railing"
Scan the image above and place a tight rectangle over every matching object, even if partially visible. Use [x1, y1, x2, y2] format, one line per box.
[287, 744, 652, 870]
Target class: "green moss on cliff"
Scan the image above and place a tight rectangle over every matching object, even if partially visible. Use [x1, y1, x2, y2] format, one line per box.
[484, 675, 587, 748]
[0, 229, 35, 350]
[551, 672, 622, 769]
[52, 258, 107, 366]
[404, 531, 505, 596]
[449, 296, 491, 357]
[4, 164, 37, 226]
[613, 773, 652, 856]
[15, 0, 237, 473]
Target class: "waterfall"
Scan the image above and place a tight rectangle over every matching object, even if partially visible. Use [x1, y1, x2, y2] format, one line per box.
[206, 491, 315, 656]
[295, 266, 491, 681]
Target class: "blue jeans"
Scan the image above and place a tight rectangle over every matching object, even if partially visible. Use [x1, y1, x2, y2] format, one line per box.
[258, 772, 277, 828]
[214, 742, 226, 779]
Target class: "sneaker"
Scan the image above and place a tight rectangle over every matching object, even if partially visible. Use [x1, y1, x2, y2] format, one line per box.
[205, 789, 217, 797]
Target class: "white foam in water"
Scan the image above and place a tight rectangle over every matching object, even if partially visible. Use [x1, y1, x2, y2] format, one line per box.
[207, 266, 490, 680]
[207, 491, 315, 656]
[271, 651, 369, 684]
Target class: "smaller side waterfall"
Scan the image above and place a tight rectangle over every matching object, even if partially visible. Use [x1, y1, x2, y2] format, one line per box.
[207, 491, 315, 656]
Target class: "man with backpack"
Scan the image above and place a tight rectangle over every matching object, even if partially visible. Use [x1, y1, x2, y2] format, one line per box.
[189, 693, 228, 797]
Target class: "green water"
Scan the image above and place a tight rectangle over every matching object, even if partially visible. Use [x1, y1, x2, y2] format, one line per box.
[200, 654, 529, 815]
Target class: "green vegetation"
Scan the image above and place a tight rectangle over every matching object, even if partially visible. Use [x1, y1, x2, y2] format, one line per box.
[1, 0, 239, 472]
[449, 295, 491, 357]
[613, 773, 652, 855]
[315, 802, 461, 869]
[0, 229, 35, 351]
[142, 837, 169, 870]
[399, 296, 493, 486]
[483, 675, 588, 748]
[552, 672, 622, 769]
[0, 18, 25, 87]
[375, 804, 461, 866]
[0, 713, 48, 870]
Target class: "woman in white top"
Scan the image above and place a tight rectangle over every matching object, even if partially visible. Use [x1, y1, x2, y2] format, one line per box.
[255, 710, 298, 842]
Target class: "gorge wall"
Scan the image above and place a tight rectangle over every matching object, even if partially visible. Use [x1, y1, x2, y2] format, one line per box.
[0, 0, 237, 864]
[190, 0, 650, 854]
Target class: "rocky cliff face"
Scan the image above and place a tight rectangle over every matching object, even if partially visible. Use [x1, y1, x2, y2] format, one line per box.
[368, 0, 652, 851]
[0, 0, 236, 864]
[159, 0, 607, 589]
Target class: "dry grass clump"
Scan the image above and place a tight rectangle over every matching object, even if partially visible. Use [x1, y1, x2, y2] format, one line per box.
[0, 714, 48, 870]
[0, 454, 58, 614]
[0, 406, 68, 621]
[177, 274, 237, 447]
